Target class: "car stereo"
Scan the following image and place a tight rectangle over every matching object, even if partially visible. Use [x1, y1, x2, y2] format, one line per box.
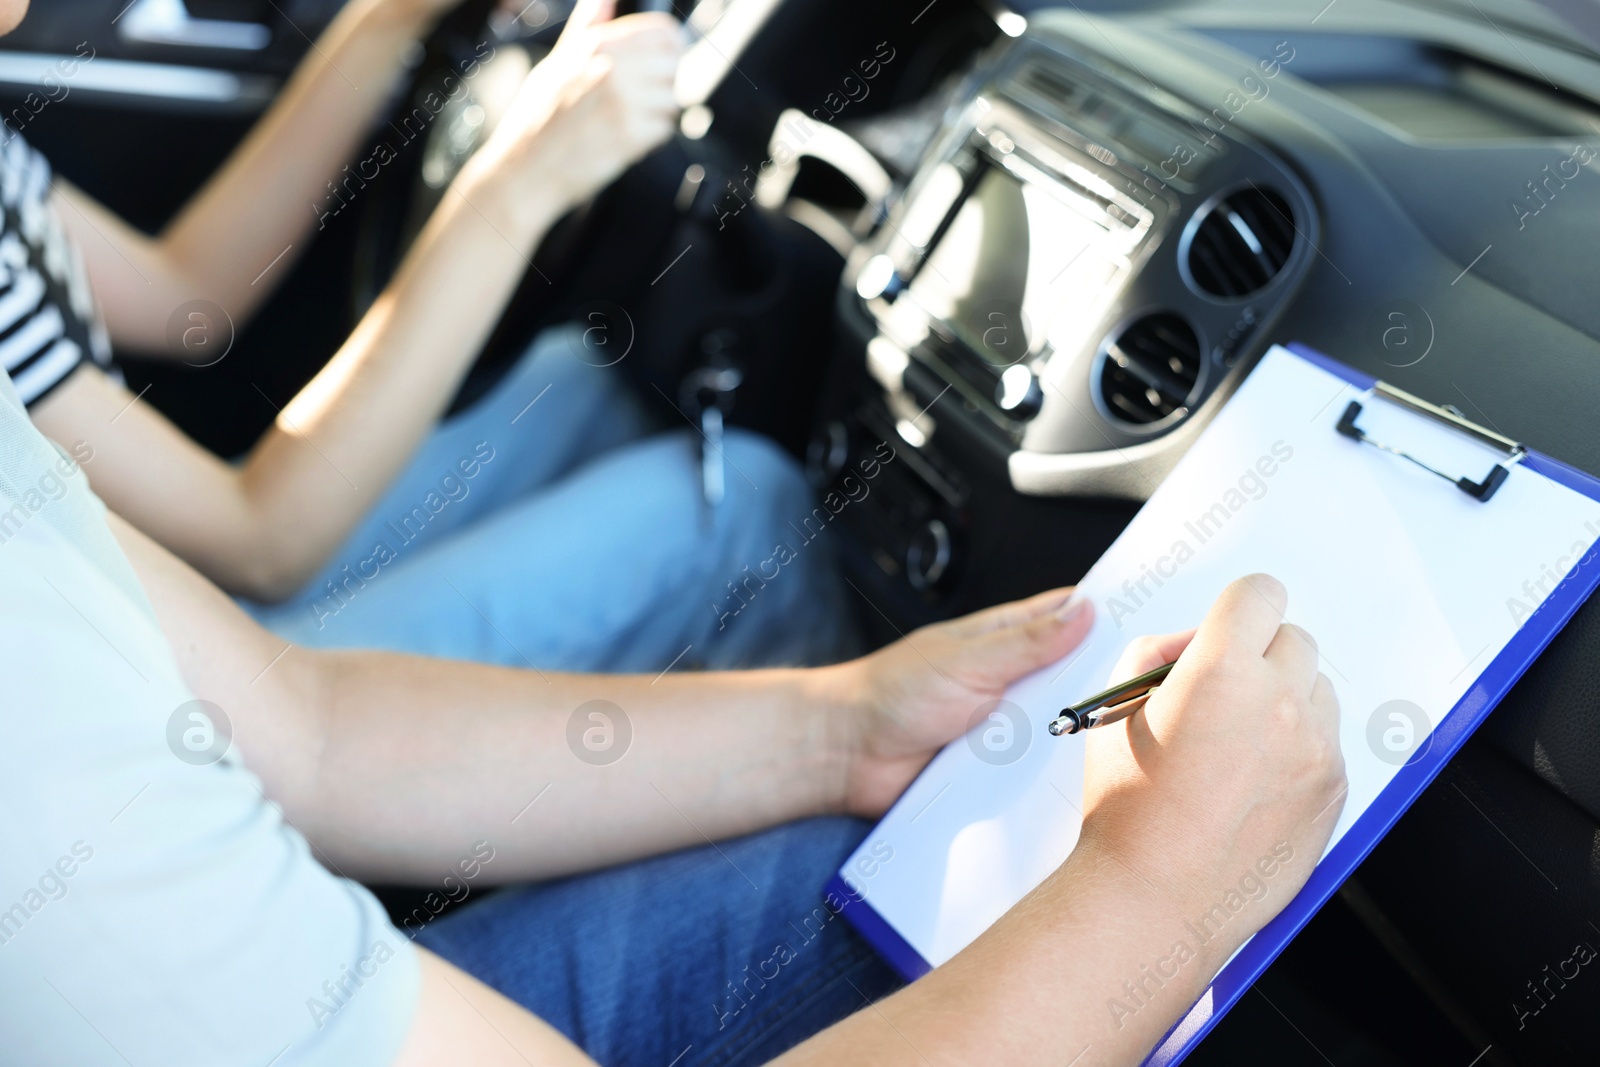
[855, 90, 1176, 434]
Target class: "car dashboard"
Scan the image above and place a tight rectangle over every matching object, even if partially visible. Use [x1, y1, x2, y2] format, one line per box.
[846, 27, 1318, 494]
[799, 2, 1600, 1060]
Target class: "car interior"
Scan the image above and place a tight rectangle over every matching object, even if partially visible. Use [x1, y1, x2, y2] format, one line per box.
[11, 0, 1600, 1061]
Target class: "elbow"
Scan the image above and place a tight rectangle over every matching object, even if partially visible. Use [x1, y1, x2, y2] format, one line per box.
[157, 241, 262, 333]
[224, 476, 331, 604]
[229, 546, 322, 605]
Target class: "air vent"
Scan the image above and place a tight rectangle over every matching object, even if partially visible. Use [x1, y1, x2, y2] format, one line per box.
[1016, 63, 1094, 113]
[1098, 313, 1201, 426]
[1185, 187, 1296, 298]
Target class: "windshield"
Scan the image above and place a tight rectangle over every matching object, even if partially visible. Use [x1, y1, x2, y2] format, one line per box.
[1009, 1, 1600, 60]
[1401, 0, 1600, 56]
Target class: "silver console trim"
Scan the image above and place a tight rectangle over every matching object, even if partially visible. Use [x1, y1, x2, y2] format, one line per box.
[1009, 379, 1228, 500]
[119, 0, 272, 52]
[0, 51, 271, 105]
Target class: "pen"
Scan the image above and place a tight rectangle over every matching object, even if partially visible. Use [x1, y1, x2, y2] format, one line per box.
[1047, 660, 1177, 736]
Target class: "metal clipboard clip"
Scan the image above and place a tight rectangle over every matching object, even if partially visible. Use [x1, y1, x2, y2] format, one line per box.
[1336, 381, 1526, 502]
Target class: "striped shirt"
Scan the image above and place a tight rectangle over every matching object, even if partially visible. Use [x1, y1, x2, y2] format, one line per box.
[0, 135, 114, 408]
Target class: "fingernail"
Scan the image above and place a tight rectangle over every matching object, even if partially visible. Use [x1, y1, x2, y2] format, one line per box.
[1037, 589, 1074, 613]
[1056, 597, 1089, 622]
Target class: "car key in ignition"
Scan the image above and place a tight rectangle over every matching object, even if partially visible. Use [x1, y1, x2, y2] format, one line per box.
[679, 363, 742, 521]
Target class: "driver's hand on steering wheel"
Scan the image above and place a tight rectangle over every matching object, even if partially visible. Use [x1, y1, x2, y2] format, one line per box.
[458, 0, 682, 225]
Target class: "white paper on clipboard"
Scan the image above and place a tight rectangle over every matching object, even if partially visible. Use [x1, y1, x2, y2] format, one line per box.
[838, 344, 1600, 971]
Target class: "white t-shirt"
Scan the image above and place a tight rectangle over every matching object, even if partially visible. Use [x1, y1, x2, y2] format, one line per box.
[0, 370, 419, 1065]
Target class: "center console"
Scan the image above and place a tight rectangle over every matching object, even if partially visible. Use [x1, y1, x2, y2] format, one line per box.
[808, 27, 1318, 621]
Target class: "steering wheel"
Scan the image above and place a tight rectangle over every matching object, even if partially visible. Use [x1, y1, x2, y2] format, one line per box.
[351, 0, 878, 460]
[351, 0, 703, 413]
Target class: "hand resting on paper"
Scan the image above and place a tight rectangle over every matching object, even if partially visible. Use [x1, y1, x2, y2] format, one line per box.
[829, 586, 1095, 817]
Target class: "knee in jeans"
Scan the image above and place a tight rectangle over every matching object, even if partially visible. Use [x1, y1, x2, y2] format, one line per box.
[719, 431, 857, 593]
[721, 430, 801, 484]
[720, 431, 812, 522]
[507, 323, 633, 406]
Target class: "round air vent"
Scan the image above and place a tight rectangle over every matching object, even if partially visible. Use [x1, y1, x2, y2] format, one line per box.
[1097, 313, 1202, 426]
[1185, 186, 1296, 299]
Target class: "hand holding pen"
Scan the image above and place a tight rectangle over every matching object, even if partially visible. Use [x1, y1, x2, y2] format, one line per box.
[1048, 661, 1177, 736]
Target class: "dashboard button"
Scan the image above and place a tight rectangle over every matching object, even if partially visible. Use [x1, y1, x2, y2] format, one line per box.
[906, 518, 953, 592]
[856, 254, 904, 301]
[806, 420, 850, 487]
[996, 364, 1044, 419]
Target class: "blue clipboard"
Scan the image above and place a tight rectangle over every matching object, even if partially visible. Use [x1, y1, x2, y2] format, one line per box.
[823, 341, 1600, 1063]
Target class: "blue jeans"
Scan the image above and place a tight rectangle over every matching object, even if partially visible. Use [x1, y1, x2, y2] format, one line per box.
[417, 817, 904, 1066]
[245, 325, 855, 671]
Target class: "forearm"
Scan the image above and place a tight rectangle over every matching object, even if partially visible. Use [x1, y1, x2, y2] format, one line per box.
[99, 0, 441, 346]
[62, 6, 677, 597]
[35, 189, 543, 603]
[290, 652, 858, 884]
[112, 507, 859, 885]
[778, 835, 1249, 1067]
[230, 171, 563, 598]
